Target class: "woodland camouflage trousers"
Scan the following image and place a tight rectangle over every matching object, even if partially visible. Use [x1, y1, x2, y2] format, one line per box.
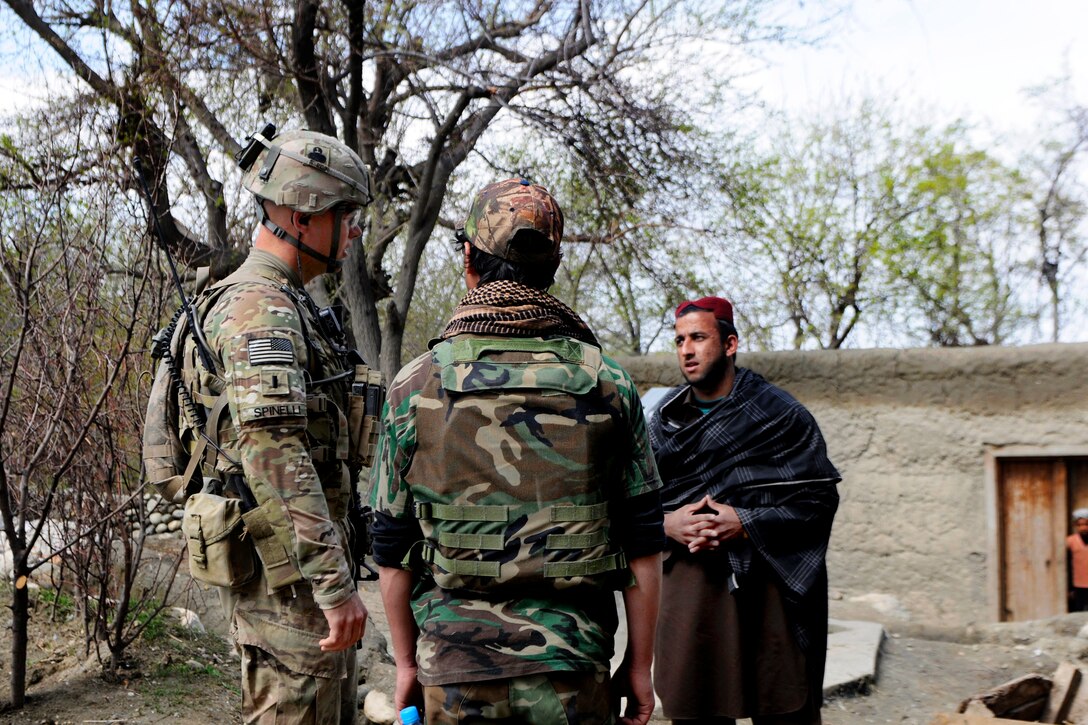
[422, 670, 612, 724]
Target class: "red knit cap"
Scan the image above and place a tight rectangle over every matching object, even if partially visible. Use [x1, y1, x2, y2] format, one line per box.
[675, 296, 734, 324]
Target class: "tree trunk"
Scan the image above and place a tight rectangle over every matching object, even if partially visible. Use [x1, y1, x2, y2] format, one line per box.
[343, 244, 383, 370]
[107, 529, 135, 676]
[1050, 281, 1060, 343]
[383, 159, 456, 377]
[10, 563, 29, 708]
[379, 299, 405, 383]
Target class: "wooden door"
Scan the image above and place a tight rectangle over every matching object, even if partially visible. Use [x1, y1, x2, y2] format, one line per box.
[1070, 460, 1088, 513]
[999, 459, 1067, 621]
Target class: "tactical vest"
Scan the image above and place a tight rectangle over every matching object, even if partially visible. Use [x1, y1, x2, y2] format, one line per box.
[142, 264, 381, 591]
[407, 335, 629, 595]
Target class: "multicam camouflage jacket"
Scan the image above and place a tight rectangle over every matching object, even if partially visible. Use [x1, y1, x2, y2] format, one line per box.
[196, 251, 355, 602]
[168, 251, 357, 676]
[369, 333, 660, 685]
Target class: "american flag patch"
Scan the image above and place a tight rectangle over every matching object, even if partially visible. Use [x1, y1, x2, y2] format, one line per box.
[248, 337, 295, 365]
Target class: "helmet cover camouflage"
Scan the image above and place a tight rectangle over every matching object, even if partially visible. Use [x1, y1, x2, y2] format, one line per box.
[462, 178, 563, 264]
[242, 129, 372, 214]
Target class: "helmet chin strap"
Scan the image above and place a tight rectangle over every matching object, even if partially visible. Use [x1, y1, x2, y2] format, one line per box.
[326, 206, 345, 274]
[257, 200, 341, 274]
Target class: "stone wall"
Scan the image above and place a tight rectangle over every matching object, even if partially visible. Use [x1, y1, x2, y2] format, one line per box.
[619, 343, 1088, 628]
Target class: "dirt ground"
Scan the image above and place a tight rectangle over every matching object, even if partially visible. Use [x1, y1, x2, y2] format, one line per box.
[0, 585, 242, 724]
[5, 604, 1082, 724]
[821, 633, 1065, 724]
[2, 622, 1075, 724]
[4, 538, 1088, 724]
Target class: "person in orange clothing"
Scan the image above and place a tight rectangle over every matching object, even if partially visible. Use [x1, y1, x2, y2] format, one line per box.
[1067, 509, 1088, 612]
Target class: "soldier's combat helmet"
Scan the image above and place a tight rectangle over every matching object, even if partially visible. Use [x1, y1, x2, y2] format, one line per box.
[462, 178, 563, 264]
[237, 125, 372, 272]
[240, 127, 371, 213]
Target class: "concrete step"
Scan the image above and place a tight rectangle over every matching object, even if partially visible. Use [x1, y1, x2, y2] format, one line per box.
[824, 618, 885, 696]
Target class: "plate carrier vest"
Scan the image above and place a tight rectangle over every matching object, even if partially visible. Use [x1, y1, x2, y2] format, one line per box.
[407, 336, 629, 595]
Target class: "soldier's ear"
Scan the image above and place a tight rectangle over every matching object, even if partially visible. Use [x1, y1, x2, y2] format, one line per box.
[464, 242, 481, 289]
[292, 211, 312, 232]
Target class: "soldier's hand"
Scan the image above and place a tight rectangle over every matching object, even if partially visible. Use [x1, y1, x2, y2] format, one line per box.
[612, 657, 655, 725]
[394, 663, 422, 714]
[319, 592, 368, 651]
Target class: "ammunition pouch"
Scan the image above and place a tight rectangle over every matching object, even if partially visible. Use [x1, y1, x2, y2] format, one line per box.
[182, 480, 305, 593]
[182, 492, 258, 589]
[347, 365, 384, 468]
[306, 393, 349, 471]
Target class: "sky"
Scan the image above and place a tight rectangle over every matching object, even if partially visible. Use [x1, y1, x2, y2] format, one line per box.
[744, 0, 1088, 137]
[4, 1, 1085, 135]
[731, 0, 1088, 345]
[2, 0, 1085, 347]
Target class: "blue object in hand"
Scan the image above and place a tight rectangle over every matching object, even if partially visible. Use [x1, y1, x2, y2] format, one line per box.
[400, 705, 422, 724]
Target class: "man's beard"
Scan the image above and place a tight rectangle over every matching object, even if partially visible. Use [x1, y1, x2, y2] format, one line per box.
[684, 350, 729, 394]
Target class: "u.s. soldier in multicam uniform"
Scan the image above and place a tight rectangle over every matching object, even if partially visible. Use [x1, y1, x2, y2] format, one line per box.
[369, 178, 666, 725]
[161, 128, 371, 723]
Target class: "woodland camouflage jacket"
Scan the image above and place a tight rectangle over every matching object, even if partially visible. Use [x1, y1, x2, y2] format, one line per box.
[369, 332, 660, 685]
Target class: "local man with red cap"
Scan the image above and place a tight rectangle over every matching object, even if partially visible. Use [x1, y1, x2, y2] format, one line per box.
[647, 296, 841, 724]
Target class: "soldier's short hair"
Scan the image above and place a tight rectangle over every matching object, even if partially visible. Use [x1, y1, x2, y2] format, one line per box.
[467, 229, 558, 289]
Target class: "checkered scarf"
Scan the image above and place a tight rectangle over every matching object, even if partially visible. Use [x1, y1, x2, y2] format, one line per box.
[649, 367, 840, 649]
[439, 280, 599, 346]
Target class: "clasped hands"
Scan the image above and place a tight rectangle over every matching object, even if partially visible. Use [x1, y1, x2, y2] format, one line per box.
[663, 495, 744, 553]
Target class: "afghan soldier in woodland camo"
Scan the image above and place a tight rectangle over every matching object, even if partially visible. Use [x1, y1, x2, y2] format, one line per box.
[143, 127, 373, 723]
[369, 178, 666, 725]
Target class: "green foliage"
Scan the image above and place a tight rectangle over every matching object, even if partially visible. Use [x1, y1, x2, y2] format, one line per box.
[141, 632, 241, 708]
[719, 100, 1045, 349]
[156, 660, 226, 679]
[36, 589, 75, 620]
[128, 603, 167, 642]
[881, 129, 1034, 345]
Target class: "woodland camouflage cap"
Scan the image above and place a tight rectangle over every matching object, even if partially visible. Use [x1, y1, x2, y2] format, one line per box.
[241, 129, 372, 214]
[463, 178, 563, 264]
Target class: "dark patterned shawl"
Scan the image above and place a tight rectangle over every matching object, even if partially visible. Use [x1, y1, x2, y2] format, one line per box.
[437, 280, 598, 346]
[648, 367, 840, 650]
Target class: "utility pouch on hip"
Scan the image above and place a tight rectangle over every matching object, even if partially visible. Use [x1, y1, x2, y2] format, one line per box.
[182, 492, 257, 589]
[240, 502, 305, 593]
[348, 366, 384, 468]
